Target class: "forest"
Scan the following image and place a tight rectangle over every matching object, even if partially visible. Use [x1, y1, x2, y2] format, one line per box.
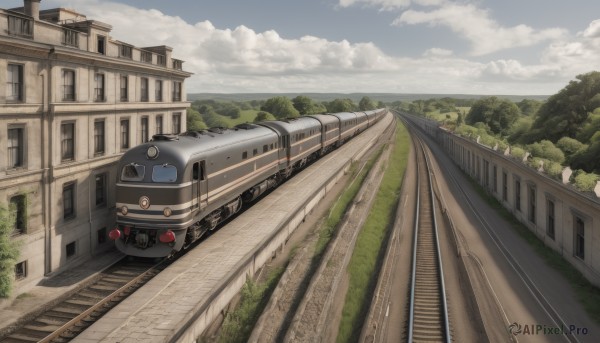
[185, 71, 600, 191]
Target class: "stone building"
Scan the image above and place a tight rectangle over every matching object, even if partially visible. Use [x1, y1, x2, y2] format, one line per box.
[0, 0, 192, 292]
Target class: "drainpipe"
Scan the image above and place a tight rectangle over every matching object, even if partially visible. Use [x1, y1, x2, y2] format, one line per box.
[42, 48, 54, 274]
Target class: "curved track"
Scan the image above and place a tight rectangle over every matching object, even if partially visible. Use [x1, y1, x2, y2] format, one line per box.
[407, 132, 451, 343]
[0, 258, 168, 343]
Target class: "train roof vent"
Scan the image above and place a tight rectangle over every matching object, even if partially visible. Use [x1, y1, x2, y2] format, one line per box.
[152, 134, 178, 141]
[235, 123, 258, 130]
[207, 127, 227, 134]
[181, 130, 209, 138]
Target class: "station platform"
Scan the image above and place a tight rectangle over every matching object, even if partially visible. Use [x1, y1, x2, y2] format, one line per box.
[74, 113, 394, 343]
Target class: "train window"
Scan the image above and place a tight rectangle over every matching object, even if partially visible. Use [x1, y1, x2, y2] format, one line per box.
[121, 163, 145, 181]
[263, 145, 268, 153]
[242, 151, 248, 159]
[253, 148, 258, 156]
[152, 164, 177, 183]
[193, 162, 199, 180]
[270, 143, 274, 150]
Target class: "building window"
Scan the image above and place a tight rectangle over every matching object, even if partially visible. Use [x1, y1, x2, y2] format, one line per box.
[493, 165, 498, 193]
[120, 119, 129, 149]
[155, 80, 163, 101]
[574, 216, 585, 260]
[156, 115, 163, 134]
[119, 44, 132, 59]
[61, 122, 75, 161]
[95, 173, 107, 207]
[141, 77, 149, 102]
[502, 172, 507, 202]
[515, 179, 521, 211]
[157, 54, 166, 66]
[141, 117, 149, 143]
[141, 50, 152, 63]
[10, 194, 27, 235]
[547, 199, 555, 240]
[98, 227, 107, 244]
[173, 59, 183, 70]
[528, 186, 536, 224]
[483, 159, 489, 188]
[8, 127, 24, 168]
[63, 182, 76, 219]
[62, 28, 79, 47]
[7, 64, 23, 102]
[15, 261, 27, 280]
[172, 81, 182, 101]
[66, 241, 76, 258]
[62, 69, 75, 101]
[94, 120, 105, 155]
[97, 35, 105, 55]
[173, 113, 181, 134]
[120, 75, 129, 101]
[8, 15, 33, 38]
[94, 73, 105, 102]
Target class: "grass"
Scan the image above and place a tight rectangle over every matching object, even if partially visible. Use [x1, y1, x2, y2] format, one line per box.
[467, 178, 600, 324]
[336, 122, 410, 343]
[211, 137, 386, 343]
[314, 148, 384, 258]
[217, 267, 285, 343]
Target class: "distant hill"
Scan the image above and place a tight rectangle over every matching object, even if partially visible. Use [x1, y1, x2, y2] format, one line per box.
[188, 93, 549, 103]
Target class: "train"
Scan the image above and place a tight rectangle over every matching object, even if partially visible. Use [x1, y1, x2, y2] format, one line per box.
[109, 108, 387, 257]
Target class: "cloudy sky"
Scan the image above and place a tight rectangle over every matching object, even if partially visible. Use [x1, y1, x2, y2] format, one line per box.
[6, 0, 600, 95]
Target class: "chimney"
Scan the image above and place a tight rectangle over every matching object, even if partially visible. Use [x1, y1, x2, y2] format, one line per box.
[24, 0, 41, 20]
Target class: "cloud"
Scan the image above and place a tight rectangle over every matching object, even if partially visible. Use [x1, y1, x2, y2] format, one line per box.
[423, 48, 453, 57]
[393, 3, 566, 55]
[338, 0, 443, 11]
[35, 0, 600, 95]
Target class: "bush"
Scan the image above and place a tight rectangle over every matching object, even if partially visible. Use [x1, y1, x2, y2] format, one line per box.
[546, 161, 564, 180]
[573, 171, 599, 192]
[511, 146, 526, 160]
[0, 206, 20, 297]
[526, 140, 565, 163]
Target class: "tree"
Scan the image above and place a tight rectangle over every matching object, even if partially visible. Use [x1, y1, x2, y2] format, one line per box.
[325, 98, 357, 113]
[292, 95, 312, 115]
[186, 108, 207, 131]
[261, 96, 299, 119]
[0, 205, 20, 297]
[466, 96, 520, 136]
[516, 99, 542, 116]
[528, 71, 600, 143]
[358, 96, 376, 111]
[557, 137, 587, 163]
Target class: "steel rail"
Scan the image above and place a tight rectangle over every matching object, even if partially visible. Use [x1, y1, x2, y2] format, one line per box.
[36, 258, 166, 343]
[406, 117, 451, 343]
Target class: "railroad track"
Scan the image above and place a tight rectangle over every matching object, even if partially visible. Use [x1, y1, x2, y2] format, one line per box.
[0, 258, 169, 343]
[407, 132, 451, 343]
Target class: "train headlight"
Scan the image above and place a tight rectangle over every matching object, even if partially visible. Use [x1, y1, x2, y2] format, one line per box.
[120, 206, 128, 215]
[163, 207, 172, 217]
[147, 145, 159, 159]
[139, 196, 150, 210]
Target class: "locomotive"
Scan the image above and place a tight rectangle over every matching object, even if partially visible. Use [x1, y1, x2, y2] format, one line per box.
[109, 109, 387, 257]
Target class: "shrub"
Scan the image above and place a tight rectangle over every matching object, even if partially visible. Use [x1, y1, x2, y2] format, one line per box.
[573, 171, 599, 192]
[511, 146, 526, 160]
[0, 206, 20, 297]
[546, 161, 564, 180]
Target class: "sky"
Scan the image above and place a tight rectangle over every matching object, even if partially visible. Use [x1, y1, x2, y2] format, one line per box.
[6, 0, 600, 95]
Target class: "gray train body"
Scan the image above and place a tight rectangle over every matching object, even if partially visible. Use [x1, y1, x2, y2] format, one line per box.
[111, 109, 386, 257]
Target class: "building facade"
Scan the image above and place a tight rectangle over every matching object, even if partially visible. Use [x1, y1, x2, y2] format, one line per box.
[0, 0, 191, 292]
